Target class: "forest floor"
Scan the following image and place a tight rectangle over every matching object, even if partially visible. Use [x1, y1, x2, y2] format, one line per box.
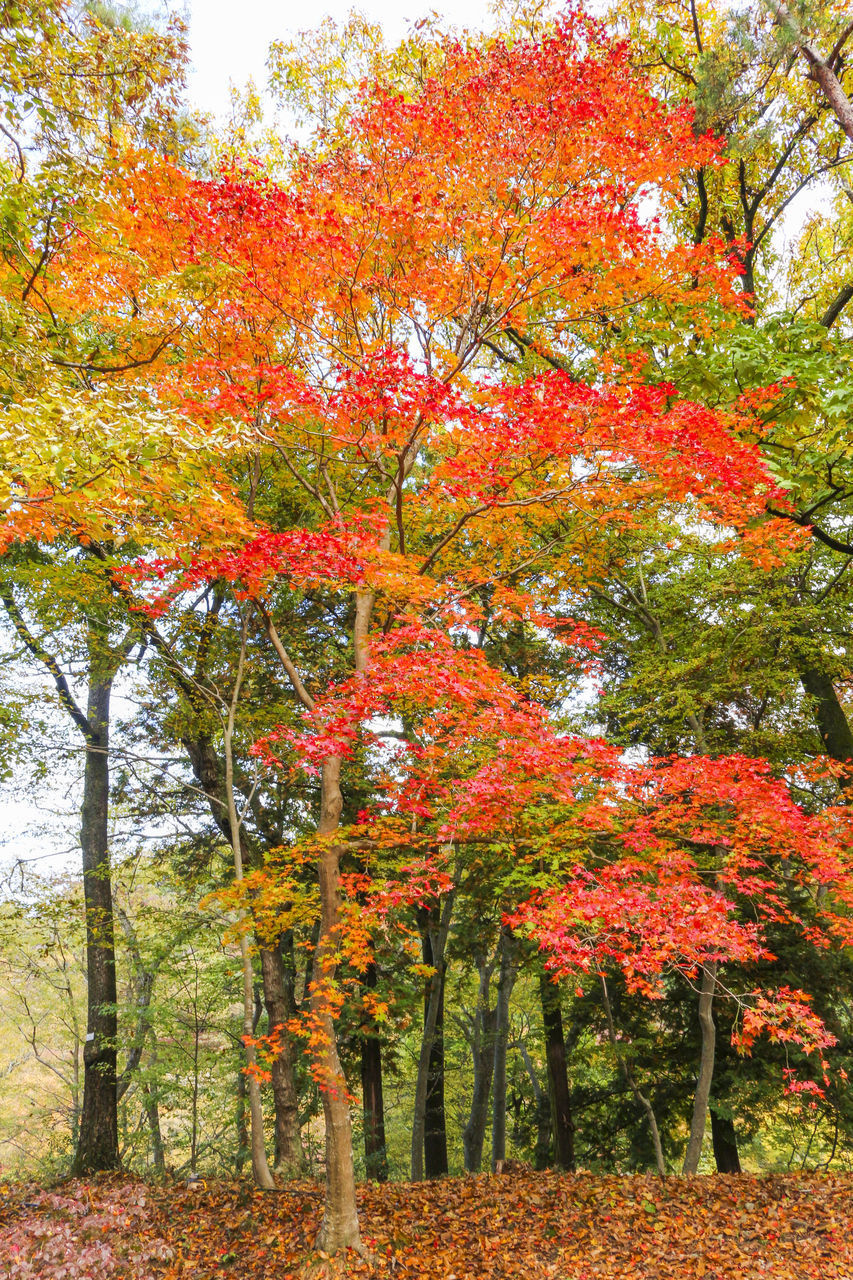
[1, 1168, 851, 1279]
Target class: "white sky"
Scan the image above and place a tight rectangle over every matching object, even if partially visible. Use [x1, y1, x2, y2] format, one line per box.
[187, 0, 496, 118]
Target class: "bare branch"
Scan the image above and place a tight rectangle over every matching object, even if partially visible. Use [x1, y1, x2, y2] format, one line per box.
[0, 581, 92, 740]
[255, 602, 316, 711]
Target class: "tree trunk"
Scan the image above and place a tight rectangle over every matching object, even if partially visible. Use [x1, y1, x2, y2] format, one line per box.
[423, 922, 448, 1178]
[539, 971, 575, 1171]
[139, 1038, 165, 1177]
[710, 1109, 741, 1173]
[517, 1041, 551, 1171]
[313, 756, 362, 1253]
[260, 942, 303, 1176]
[144, 1082, 166, 1174]
[411, 892, 455, 1181]
[72, 663, 119, 1175]
[0, 595, 131, 1175]
[682, 961, 718, 1175]
[798, 662, 853, 787]
[764, 0, 853, 143]
[533, 1090, 552, 1171]
[462, 958, 497, 1173]
[240, 943, 273, 1185]
[491, 928, 518, 1171]
[263, 594, 370, 1248]
[360, 961, 388, 1182]
[223, 628, 274, 1191]
[599, 973, 665, 1177]
[235, 1061, 249, 1174]
[182, 725, 305, 1175]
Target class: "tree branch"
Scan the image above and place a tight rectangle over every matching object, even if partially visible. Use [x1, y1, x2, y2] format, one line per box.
[255, 602, 316, 712]
[820, 282, 853, 329]
[765, 0, 853, 142]
[767, 506, 853, 555]
[0, 581, 93, 740]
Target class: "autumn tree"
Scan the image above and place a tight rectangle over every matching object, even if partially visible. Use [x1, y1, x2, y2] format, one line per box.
[4, 7, 853, 1247]
[89, 13, 835, 1251]
[0, 0, 196, 1174]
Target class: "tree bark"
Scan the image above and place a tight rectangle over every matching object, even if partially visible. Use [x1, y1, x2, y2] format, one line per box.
[764, 0, 853, 142]
[360, 961, 388, 1181]
[181, 724, 306, 1165]
[682, 961, 718, 1175]
[820, 282, 853, 330]
[115, 906, 159, 1106]
[223, 626, 274, 1191]
[797, 661, 853, 788]
[71, 657, 119, 1175]
[710, 1108, 741, 1173]
[462, 958, 497, 1173]
[179, 721, 306, 1173]
[599, 973, 665, 1177]
[423, 919, 449, 1179]
[1, 593, 128, 1177]
[313, 755, 362, 1252]
[235, 1061, 249, 1174]
[491, 928, 518, 1170]
[263, 594, 370, 1249]
[539, 971, 575, 1171]
[260, 941, 303, 1176]
[411, 891, 455, 1181]
[144, 1082, 166, 1175]
[518, 1042, 552, 1171]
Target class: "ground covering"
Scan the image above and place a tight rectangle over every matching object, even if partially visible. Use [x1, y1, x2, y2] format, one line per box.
[1, 1170, 850, 1279]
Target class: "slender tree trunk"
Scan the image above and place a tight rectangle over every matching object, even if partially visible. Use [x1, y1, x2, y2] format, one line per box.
[518, 1043, 552, 1171]
[709, 1019, 742, 1174]
[411, 891, 455, 1181]
[115, 907, 157, 1106]
[237, 926, 273, 1183]
[599, 973, 665, 1177]
[190, 997, 200, 1172]
[539, 971, 575, 1172]
[411, 958, 443, 1181]
[72, 662, 119, 1175]
[710, 1109, 741, 1173]
[313, 756, 362, 1252]
[140, 1041, 165, 1175]
[182, 727, 305, 1170]
[423, 922, 449, 1179]
[682, 961, 718, 1175]
[223, 625, 274, 1191]
[491, 928, 518, 1171]
[360, 961, 388, 1182]
[260, 942, 303, 1176]
[263, 593, 370, 1250]
[235, 1062, 249, 1174]
[70, 1012, 81, 1151]
[143, 1083, 166, 1174]
[462, 959, 497, 1173]
[534, 1091, 552, 1169]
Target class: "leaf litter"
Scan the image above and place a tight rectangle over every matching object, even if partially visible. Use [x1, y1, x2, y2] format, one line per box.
[1, 1170, 851, 1279]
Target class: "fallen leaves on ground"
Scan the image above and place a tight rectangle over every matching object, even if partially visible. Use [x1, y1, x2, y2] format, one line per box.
[1, 1169, 851, 1280]
[0, 1178, 173, 1279]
